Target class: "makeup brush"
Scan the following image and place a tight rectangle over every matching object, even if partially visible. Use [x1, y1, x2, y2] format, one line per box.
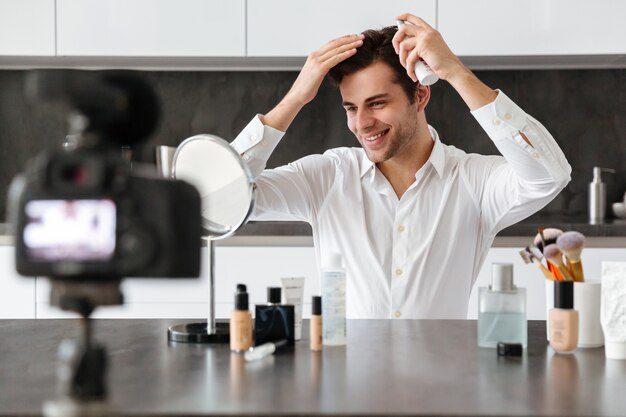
[533, 228, 564, 253]
[534, 228, 564, 279]
[519, 246, 556, 281]
[556, 231, 586, 282]
[543, 244, 574, 281]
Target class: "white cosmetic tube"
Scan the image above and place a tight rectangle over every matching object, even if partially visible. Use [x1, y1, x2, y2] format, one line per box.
[601, 262, 626, 360]
[281, 277, 305, 340]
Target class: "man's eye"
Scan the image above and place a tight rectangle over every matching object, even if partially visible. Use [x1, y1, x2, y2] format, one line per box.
[370, 101, 385, 108]
[345, 106, 357, 113]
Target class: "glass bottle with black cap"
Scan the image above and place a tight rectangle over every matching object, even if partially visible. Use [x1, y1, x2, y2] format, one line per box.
[254, 287, 295, 346]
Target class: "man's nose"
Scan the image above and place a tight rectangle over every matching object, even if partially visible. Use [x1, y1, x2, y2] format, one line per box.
[355, 108, 375, 133]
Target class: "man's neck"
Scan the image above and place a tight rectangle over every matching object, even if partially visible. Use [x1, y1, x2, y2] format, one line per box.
[377, 126, 435, 199]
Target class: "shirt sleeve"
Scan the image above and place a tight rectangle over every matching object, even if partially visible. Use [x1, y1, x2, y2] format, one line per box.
[467, 90, 572, 235]
[230, 115, 339, 222]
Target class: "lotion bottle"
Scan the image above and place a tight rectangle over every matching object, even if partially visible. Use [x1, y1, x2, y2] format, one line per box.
[321, 253, 346, 346]
[549, 281, 579, 353]
[230, 284, 252, 352]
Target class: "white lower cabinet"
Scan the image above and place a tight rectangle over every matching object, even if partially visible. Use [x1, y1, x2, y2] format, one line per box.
[35, 248, 211, 319]
[6, 244, 626, 320]
[214, 246, 320, 319]
[0, 246, 35, 318]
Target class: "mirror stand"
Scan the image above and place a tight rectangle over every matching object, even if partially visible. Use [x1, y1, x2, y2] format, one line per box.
[167, 239, 229, 343]
[165, 133, 255, 344]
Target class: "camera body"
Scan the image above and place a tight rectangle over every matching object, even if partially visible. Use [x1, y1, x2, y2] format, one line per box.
[9, 148, 201, 279]
[8, 70, 202, 282]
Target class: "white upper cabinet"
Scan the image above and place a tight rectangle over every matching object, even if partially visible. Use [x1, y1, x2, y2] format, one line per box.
[439, 0, 626, 56]
[56, 0, 245, 56]
[0, 0, 55, 56]
[247, 0, 437, 56]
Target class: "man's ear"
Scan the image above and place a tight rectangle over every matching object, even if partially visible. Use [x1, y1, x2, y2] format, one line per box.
[414, 84, 430, 113]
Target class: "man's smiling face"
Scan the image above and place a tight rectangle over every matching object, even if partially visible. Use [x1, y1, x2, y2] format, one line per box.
[339, 60, 420, 164]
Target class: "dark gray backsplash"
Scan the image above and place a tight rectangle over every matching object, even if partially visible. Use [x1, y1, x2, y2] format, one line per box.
[1, 69, 624, 220]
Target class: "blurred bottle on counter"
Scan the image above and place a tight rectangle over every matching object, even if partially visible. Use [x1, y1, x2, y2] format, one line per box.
[478, 263, 527, 348]
[588, 166, 615, 224]
[310, 296, 323, 351]
[321, 253, 346, 346]
[230, 284, 252, 352]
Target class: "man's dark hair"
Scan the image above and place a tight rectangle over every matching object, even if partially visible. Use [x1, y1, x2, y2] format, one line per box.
[328, 26, 418, 104]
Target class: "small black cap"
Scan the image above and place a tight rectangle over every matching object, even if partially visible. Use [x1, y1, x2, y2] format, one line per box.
[554, 281, 574, 309]
[312, 296, 322, 315]
[234, 284, 248, 310]
[267, 287, 282, 304]
[497, 342, 523, 357]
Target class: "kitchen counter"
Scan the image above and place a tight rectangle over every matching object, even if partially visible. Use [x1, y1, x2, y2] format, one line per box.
[3, 219, 626, 247]
[1, 319, 625, 416]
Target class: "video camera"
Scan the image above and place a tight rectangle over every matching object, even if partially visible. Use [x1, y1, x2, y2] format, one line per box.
[7, 70, 202, 286]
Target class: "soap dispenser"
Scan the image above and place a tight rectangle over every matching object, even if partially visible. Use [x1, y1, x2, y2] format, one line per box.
[478, 263, 527, 348]
[589, 167, 616, 224]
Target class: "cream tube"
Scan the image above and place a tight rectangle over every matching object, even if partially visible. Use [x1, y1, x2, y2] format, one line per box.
[281, 277, 305, 340]
[601, 262, 626, 360]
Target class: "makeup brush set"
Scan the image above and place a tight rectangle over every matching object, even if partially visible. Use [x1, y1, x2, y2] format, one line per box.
[519, 228, 586, 282]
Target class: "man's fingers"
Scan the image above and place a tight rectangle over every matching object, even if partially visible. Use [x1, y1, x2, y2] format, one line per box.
[405, 49, 421, 82]
[319, 38, 363, 63]
[392, 30, 408, 54]
[317, 34, 364, 57]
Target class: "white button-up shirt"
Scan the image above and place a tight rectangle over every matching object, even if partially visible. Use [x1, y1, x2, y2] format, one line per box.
[231, 91, 571, 319]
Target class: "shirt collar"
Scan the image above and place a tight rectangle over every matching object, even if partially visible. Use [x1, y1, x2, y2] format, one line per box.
[359, 125, 446, 180]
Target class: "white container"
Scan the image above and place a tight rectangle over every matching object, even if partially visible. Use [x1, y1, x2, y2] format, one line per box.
[601, 262, 626, 359]
[321, 253, 346, 346]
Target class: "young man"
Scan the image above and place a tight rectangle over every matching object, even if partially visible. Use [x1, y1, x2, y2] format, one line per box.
[231, 14, 571, 319]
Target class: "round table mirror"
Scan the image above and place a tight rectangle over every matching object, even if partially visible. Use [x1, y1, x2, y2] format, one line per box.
[172, 134, 255, 239]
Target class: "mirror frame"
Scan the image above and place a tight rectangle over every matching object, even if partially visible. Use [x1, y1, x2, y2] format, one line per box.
[171, 134, 256, 240]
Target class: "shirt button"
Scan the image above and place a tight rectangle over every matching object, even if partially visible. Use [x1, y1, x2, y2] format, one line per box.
[397, 225, 405, 233]
[250, 135, 257, 141]
[493, 119, 501, 126]
[532, 151, 540, 158]
[395, 268, 403, 276]
[394, 311, 401, 318]
[504, 113, 512, 120]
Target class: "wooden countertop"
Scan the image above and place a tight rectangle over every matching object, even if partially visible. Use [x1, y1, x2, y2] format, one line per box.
[1, 319, 625, 416]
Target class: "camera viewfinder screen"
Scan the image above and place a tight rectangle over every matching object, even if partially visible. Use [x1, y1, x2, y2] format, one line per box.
[23, 199, 116, 262]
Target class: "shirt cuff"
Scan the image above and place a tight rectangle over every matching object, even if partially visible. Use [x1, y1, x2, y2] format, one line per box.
[230, 114, 285, 155]
[470, 90, 528, 141]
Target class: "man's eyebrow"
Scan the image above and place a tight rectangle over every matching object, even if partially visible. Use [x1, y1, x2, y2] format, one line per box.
[342, 93, 391, 107]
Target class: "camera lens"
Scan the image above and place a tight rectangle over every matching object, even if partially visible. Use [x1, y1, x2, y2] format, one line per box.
[61, 164, 90, 185]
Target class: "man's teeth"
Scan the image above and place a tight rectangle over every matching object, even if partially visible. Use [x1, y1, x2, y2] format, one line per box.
[364, 131, 386, 141]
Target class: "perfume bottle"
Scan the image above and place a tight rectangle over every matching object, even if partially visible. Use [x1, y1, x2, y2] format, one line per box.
[230, 284, 252, 352]
[478, 263, 527, 348]
[254, 287, 295, 346]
